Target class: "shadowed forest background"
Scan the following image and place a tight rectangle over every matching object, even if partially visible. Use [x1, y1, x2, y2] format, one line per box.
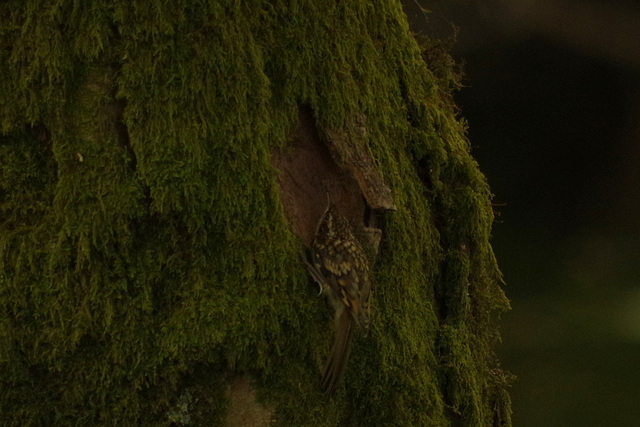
[404, 0, 640, 425]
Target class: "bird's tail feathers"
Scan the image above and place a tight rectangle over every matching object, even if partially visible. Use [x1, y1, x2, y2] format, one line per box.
[322, 311, 354, 395]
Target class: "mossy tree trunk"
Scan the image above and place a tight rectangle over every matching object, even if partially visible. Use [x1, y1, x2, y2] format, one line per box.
[0, 1, 511, 426]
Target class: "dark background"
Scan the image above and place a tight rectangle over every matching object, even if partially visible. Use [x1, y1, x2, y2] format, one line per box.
[403, 1, 640, 425]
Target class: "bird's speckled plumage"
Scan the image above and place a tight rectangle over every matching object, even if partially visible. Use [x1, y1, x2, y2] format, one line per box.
[303, 200, 371, 395]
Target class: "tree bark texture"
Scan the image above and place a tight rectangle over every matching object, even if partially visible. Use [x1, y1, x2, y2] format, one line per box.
[0, 1, 511, 425]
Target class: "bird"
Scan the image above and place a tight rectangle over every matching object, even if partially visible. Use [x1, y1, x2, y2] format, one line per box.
[301, 199, 371, 395]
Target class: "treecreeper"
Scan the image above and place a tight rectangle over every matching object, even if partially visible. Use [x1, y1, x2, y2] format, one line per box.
[301, 199, 372, 395]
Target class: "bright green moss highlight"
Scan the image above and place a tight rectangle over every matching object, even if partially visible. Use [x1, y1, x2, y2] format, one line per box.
[0, 1, 511, 425]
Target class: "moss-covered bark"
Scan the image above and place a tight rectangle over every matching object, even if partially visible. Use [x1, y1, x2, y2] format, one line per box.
[0, 1, 511, 425]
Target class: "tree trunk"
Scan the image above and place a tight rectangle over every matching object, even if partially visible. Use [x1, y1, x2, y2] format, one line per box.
[0, 1, 511, 425]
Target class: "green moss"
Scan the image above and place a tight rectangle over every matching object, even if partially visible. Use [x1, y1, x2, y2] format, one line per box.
[0, 0, 510, 425]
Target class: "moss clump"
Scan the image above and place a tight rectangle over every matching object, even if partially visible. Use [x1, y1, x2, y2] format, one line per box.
[1, 1, 510, 425]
